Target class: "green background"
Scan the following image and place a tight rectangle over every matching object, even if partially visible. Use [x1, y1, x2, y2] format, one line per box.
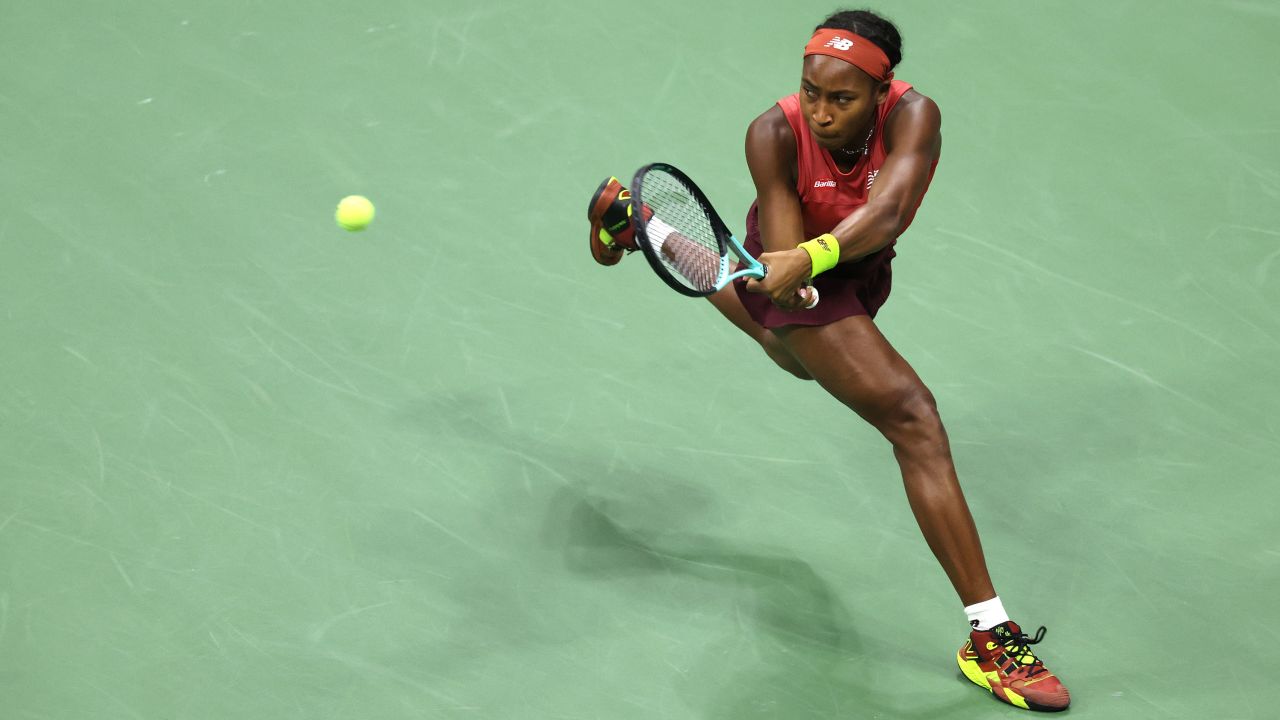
[2, 1, 1278, 718]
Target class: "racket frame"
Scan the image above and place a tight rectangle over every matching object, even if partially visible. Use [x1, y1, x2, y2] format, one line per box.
[630, 162, 766, 298]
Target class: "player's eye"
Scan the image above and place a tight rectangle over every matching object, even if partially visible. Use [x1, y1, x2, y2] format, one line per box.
[802, 86, 817, 98]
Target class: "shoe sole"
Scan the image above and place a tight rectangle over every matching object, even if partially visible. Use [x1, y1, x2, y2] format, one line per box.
[587, 177, 616, 222]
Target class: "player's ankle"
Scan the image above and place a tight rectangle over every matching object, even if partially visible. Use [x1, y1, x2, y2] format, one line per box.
[965, 596, 1010, 631]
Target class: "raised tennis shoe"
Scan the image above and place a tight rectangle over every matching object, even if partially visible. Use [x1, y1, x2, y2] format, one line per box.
[588, 176, 641, 266]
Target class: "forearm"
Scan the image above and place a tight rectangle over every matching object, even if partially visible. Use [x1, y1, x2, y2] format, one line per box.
[760, 198, 897, 259]
[826, 200, 903, 262]
[756, 204, 808, 255]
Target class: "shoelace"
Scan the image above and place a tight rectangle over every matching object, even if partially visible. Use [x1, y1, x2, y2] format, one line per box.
[1001, 625, 1048, 673]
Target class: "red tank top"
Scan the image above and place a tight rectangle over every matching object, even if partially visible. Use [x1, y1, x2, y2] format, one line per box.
[749, 80, 936, 277]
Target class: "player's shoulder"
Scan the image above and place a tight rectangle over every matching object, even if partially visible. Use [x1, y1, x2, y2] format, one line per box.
[745, 103, 799, 183]
[747, 104, 796, 148]
[885, 87, 941, 152]
[888, 88, 941, 128]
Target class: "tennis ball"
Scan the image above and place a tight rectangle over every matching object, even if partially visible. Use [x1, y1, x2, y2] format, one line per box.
[335, 195, 375, 231]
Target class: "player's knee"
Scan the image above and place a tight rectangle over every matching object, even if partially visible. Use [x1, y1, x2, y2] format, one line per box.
[875, 385, 944, 446]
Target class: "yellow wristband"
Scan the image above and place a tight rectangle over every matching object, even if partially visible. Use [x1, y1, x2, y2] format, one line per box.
[798, 234, 840, 277]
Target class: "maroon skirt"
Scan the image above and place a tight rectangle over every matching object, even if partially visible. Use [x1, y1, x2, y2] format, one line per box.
[733, 203, 895, 329]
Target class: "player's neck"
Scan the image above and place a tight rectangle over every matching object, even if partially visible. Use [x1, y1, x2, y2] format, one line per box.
[831, 118, 876, 168]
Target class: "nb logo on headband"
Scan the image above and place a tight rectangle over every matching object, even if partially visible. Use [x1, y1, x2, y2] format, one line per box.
[823, 36, 855, 51]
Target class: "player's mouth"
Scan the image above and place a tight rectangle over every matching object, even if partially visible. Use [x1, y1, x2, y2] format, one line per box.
[812, 131, 845, 148]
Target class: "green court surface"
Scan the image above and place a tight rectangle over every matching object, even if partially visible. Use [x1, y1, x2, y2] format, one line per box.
[3, 1, 1279, 718]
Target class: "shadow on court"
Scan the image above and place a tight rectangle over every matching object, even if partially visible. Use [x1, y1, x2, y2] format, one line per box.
[548, 486, 975, 719]
[552, 484, 856, 652]
[400, 387, 974, 718]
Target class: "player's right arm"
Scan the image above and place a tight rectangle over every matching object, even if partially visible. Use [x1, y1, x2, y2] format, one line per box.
[745, 107, 805, 253]
[743, 107, 812, 310]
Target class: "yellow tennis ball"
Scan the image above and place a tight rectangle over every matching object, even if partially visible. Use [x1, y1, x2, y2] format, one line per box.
[335, 195, 375, 231]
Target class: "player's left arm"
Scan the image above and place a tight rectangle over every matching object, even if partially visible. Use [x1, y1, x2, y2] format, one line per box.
[826, 90, 942, 261]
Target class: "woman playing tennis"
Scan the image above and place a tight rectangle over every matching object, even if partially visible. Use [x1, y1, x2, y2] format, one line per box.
[587, 9, 1069, 712]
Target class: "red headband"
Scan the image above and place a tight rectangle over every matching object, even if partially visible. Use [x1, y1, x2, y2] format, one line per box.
[804, 29, 893, 82]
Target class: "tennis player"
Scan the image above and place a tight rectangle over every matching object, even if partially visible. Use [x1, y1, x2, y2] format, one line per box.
[588, 9, 1069, 713]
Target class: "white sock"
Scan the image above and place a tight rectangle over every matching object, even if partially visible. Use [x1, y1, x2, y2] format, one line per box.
[965, 596, 1010, 631]
[647, 216, 677, 251]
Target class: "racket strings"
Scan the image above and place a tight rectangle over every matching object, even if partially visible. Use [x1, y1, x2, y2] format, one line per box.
[659, 230, 720, 291]
[638, 171, 724, 293]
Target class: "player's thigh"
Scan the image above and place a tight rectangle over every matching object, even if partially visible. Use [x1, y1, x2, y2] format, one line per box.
[706, 286, 811, 380]
[776, 315, 935, 426]
[706, 285, 766, 341]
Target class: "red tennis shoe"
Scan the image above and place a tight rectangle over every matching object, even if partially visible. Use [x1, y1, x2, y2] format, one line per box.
[957, 621, 1070, 712]
[587, 176, 641, 266]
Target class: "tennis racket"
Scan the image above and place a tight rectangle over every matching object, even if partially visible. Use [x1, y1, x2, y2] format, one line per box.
[629, 162, 819, 308]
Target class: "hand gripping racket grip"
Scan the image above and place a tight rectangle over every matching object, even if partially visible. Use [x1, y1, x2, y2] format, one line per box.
[758, 263, 820, 309]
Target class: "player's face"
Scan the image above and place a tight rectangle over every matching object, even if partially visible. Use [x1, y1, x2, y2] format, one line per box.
[800, 55, 889, 152]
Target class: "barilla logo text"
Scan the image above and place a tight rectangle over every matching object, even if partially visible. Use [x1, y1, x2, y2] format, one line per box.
[823, 36, 854, 51]
[814, 179, 837, 188]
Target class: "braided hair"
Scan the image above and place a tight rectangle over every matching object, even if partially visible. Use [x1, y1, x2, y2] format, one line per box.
[815, 9, 903, 69]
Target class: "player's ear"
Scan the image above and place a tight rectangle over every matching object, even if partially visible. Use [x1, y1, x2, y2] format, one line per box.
[875, 79, 892, 106]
